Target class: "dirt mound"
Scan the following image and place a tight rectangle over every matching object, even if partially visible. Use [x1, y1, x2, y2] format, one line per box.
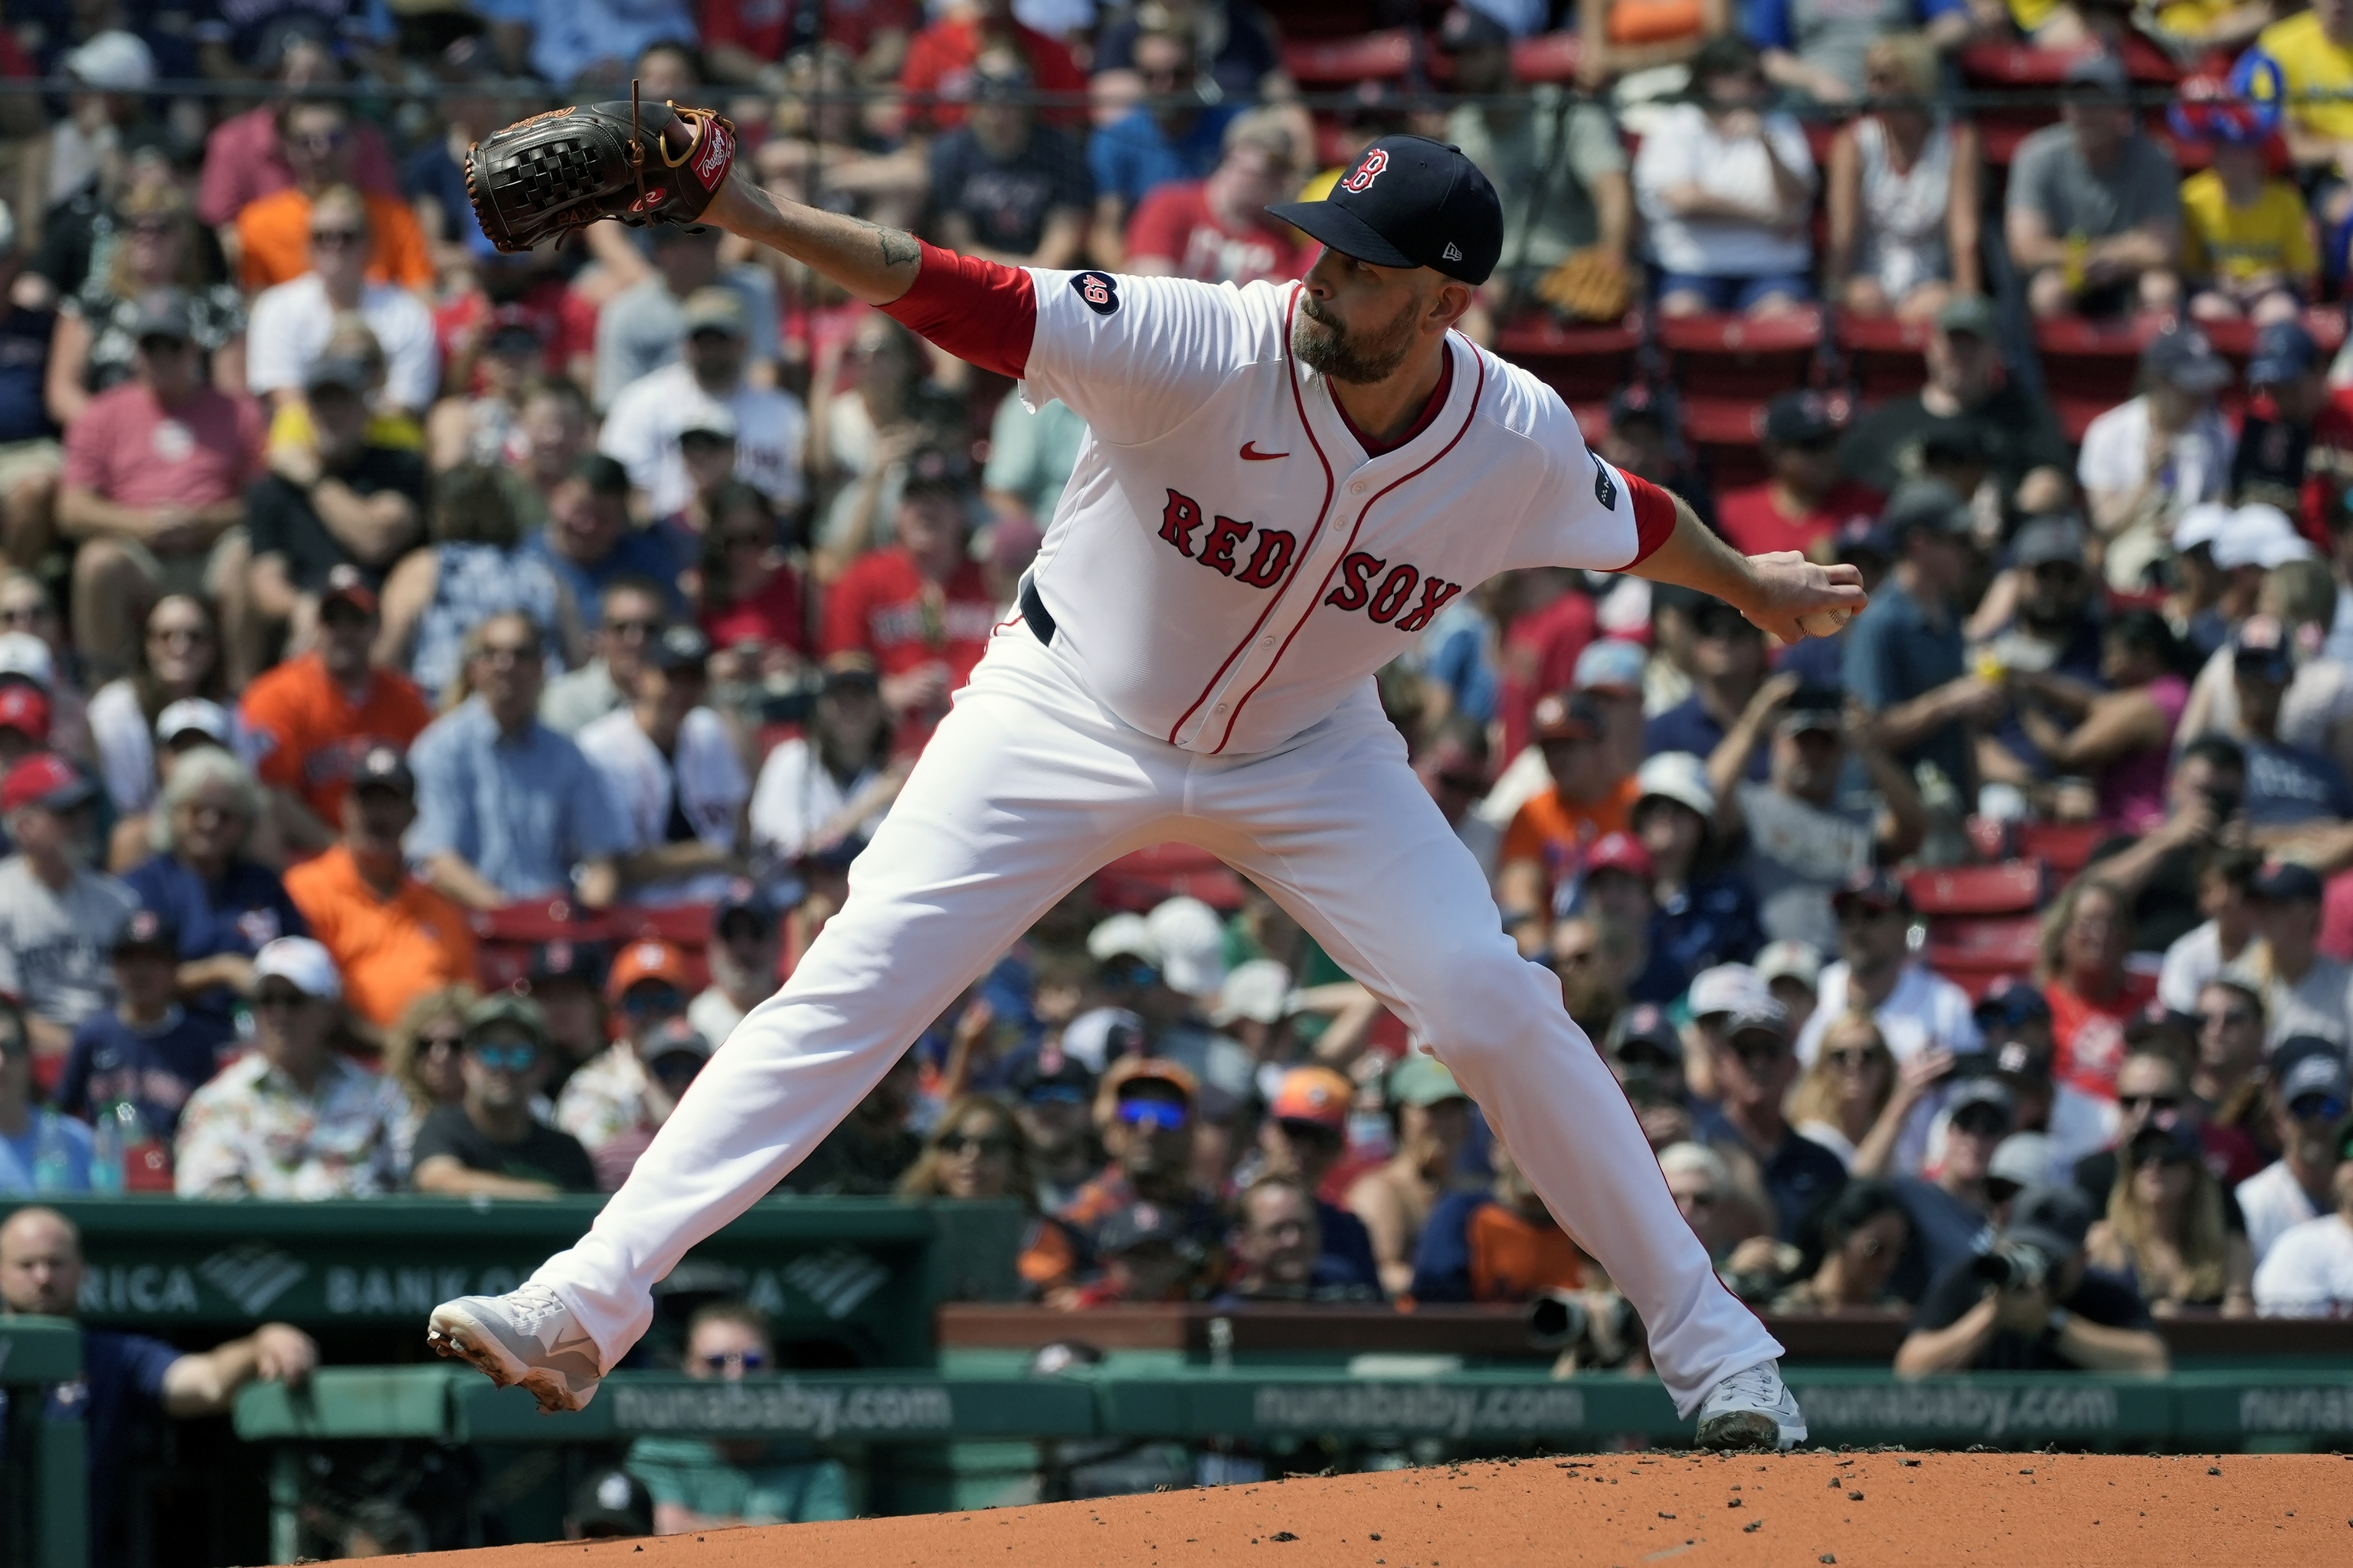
[401, 1452, 2348, 1566]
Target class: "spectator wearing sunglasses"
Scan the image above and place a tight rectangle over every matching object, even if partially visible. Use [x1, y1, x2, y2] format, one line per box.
[173, 937, 407, 1197]
[2070, 1043, 2248, 1228]
[2083, 1118, 2254, 1315]
[2192, 977, 2272, 1185]
[1039, 1056, 1225, 1300]
[233, 101, 430, 293]
[411, 994, 597, 1199]
[554, 939, 697, 1158]
[1769, 1179, 1912, 1313]
[1696, 999, 1849, 1241]
[1248, 1066, 1382, 1296]
[2237, 1037, 2353, 1265]
[625, 1300, 851, 1534]
[590, 1019, 715, 1193]
[1003, 1042, 1101, 1213]
[1975, 980, 2119, 1179]
[1887, 1077, 2011, 1301]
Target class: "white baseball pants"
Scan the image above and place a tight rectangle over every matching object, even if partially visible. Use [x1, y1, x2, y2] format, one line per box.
[531, 626, 1781, 1414]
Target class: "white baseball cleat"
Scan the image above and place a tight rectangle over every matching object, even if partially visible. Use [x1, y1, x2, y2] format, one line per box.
[427, 1282, 604, 1414]
[1695, 1358, 1808, 1452]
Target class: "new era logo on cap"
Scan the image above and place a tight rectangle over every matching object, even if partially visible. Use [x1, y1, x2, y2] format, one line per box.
[1442, 243, 1462, 261]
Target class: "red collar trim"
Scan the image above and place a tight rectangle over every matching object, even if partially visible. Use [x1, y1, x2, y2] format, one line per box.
[1332, 343, 1455, 457]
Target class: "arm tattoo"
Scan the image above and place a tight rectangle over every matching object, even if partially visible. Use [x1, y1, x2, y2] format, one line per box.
[856, 220, 920, 268]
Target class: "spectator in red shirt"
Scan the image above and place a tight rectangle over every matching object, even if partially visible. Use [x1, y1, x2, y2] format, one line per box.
[822, 474, 998, 747]
[1494, 567, 1596, 765]
[703, 0, 920, 87]
[194, 38, 401, 229]
[900, 0, 1088, 136]
[698, 481, 813, 689]
[2041, 878, 2157, 1103]
[57, 290, 262, 681]
[1124, 111, 1316, 287]
[1715, 391, 1881, 560]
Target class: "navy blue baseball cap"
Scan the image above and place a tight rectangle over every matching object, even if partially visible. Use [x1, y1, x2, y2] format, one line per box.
[1266, 135, 1504, 285]
[2250, 319, 2321, 386]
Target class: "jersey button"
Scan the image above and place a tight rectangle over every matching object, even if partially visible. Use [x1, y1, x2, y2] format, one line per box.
[1214, 702, 1229, 713]
[1259, 636, 1274, 647]
[1349, 480, 1368, 494]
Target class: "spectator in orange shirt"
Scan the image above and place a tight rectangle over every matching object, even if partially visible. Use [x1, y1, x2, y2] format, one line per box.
[234, 99, 431, 293]
[283, 745, 476, 1033]
[900, 0, 1088, 136]
[822, 475, 998, 749]
[240, 567, 433, 856]
[1496, 692, 1640, 955]
[1409, 1136, 1592, 1304]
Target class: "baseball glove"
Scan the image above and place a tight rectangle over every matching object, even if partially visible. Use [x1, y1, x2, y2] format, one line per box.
[465, 87, 738, 253]
[1533, 246, 1637, 325]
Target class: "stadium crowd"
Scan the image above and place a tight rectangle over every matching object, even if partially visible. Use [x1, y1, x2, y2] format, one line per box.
[11, 0, 2353, 1533]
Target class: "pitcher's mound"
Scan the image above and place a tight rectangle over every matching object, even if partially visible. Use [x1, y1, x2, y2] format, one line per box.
[405, 1452, 2345, 1566]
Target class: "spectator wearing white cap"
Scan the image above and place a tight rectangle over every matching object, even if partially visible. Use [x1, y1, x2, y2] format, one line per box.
[1755, 939, 1824, 1043]
[1681, 963, 1769, 1105]
[173, 936, 409, 1197]
[2167, 501, 2235, 660]
[102, 697, 235, 874]
[1634, 751, 1763, 995]
[23, 31, 154, 227]
[0, 577, 93, 767]
[2178, 559, 2353, 782]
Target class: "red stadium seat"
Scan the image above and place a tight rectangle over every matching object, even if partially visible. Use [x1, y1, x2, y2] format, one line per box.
[470, 901, 610, 944]
[1964, 814, 2014, 863]
[1906, 860, 2044, 917]
[2015, 820, 2109, 877]
[1658, 309, 1824, 398]
[1494, 313, 1644, 404]
[1510, 31, 1580, 83]
[1092, 842, 1250, 913]
[611, 903, 721, 951]
[1834, 312, 1931, 400]
[2035, 315, 2150, 434]
[1926, 913, 2044, 957]
[1281, 28, 1417, 86]
[1926, 953, 2035, 1001]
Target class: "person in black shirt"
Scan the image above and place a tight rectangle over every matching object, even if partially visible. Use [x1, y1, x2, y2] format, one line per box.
[1838, 296, 2073, 523]
[244, 353, 426, 653]
[1895, 1184, 2170, 1374]
[410, 993, 599, 1197]
[928, 49, 1093, 269]
[1693, 999, 1850, 1241]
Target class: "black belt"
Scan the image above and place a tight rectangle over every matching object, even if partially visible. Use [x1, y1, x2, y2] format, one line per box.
[1019, 576, 1056, 645]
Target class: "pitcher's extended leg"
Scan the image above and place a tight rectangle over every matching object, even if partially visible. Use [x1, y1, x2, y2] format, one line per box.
[525, 640, 1175, 1366]
[1202, 698, 1782, 1416]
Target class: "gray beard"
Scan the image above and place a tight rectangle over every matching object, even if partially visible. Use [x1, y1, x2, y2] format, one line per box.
[1293, 295, 1415, 385]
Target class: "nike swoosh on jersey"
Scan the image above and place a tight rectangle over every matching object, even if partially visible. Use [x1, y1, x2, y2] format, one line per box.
[1239, 442, 1288, 461]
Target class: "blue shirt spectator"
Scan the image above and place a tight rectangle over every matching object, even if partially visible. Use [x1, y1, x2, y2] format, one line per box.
[525, 454, 689, 616]
[58, 1006, 238, 1142]
[1090, 103, 1239, 217]
[0, 295, 57, 445]
[1648, 695, 1766, 782]
[0, 1108, 93, 1192]
[119, 749, 306, 1025]
[1843, 483, 1976, 797]
[406, 613, 634, 905]
[510, 0, 698, 91]
[1314, 1198, 1383, 1292]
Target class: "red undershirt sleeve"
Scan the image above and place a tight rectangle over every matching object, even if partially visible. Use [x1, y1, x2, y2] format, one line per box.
[878, 241, 1038, 380]
[1623, 471, 1678, 568]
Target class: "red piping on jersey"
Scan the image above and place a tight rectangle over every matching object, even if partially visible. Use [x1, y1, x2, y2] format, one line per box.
[878, 241, 1036, 379]
[1622, 470, 1677, 568]
[1164, 283, 1338, 749]
[1330, 350, 1455, 457]
[1209, 337, 1486, 754]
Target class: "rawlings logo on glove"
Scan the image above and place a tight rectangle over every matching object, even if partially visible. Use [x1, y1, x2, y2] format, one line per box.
[464, 88, 738, 253]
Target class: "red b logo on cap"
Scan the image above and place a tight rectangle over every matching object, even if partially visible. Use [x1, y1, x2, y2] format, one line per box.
[1341, 149, 1389, 193]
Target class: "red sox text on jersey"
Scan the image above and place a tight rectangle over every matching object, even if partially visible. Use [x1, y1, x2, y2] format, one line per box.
[1155, 486, 1465, 633]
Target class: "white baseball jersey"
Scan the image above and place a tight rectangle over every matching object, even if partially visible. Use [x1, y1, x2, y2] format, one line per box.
[1017, 270, 1658, 755]
[522, 247, 1778, 1418]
